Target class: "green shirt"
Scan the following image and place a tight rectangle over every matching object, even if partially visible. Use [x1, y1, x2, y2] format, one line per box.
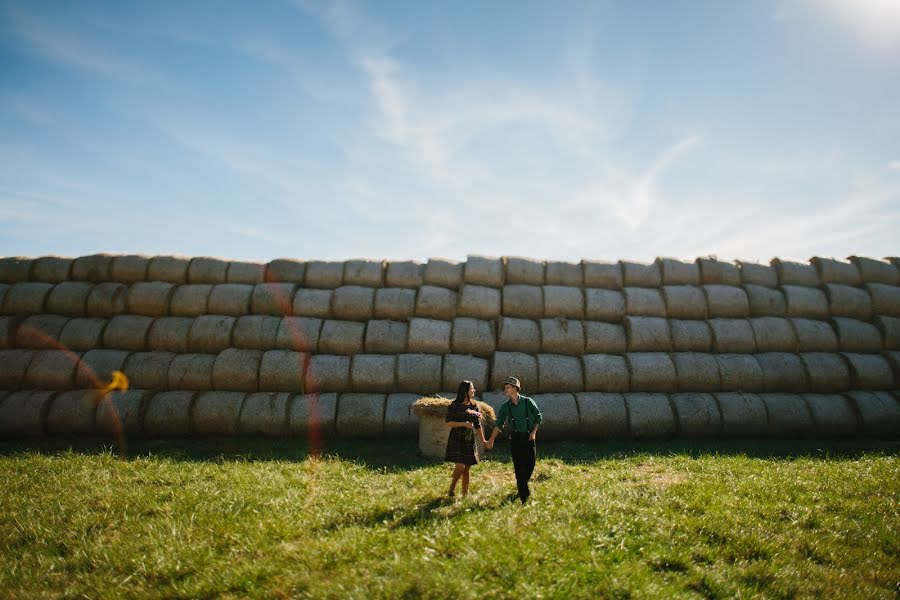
[494, 395, 542, 434]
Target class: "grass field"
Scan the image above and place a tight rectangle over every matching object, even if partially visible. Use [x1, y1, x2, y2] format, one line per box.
[0, 437, 897, 599]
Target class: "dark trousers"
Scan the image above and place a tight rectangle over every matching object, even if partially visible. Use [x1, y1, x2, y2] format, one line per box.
[510, 433, 536, 503]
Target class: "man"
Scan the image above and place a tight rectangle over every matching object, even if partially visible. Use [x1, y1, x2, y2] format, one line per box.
[485, 376, 542, 503]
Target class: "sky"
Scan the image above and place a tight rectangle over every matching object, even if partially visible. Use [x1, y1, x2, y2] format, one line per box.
[0, 0, 898, 265]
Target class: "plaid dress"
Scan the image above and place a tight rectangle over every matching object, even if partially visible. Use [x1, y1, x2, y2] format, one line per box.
[445, 401, 481, 465]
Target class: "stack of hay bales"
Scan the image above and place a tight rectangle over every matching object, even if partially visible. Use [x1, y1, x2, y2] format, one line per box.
[0, 254, 898, 439]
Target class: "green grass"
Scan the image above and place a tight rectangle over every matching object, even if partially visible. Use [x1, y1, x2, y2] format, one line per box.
[0, 438, 898, 599]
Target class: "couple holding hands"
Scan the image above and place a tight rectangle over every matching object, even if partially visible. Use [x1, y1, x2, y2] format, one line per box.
[445, 376, 542, 503]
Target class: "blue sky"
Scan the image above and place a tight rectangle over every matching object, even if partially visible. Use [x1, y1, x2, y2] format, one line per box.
[1, 0, 898, 264]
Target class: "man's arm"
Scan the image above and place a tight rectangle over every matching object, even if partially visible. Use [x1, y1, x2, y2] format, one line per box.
[528, 397, 542, 441]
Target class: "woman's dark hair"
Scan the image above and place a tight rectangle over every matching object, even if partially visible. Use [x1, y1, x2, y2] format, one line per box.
[453, 380, 474, 404]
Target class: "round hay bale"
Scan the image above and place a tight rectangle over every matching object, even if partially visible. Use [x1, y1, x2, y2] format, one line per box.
[875, 316, 900, 349]
[424, 259, 463, 289]
[305, 355, 350, 393]
[479, 392, 506, 419]
[46, 389, 101, 434]
[318, 319, 365, 355]
[0, 257, 33, 283]
[332, 285, 375, 321]
[715, 392, 768, 436]
[442, 354, 489, 392]
[146, 256, 190, 284]
[792, 318, 839, 352]
[883, 350, 900, 383]
[624, 316, 672, 352]
[490, 352, 537, 391]
[755, 352, 808, 392]
[59, 318, 106, 351]
[373, 287, 415, 320]
[497, 317, 540, 354]
[234, 315, 282, 350]
[452, 317, 495, 356]
[697, 258, 740, 286]
[305, 260, 345, 288]
[415, 285, 458, 320]
[583, 260, 623, 289]
[413, 396, 494, 459]
[24, 349, 80, 389]
[85, 282, 128, 317]
[191, 390, 245, 434]
[738, 261, 778, 287]
[45, 282, 93, 316]
[845, 391, 900, 436]
[187, 257, 228, 284]
[127, 282, 175, 317]
[530, 393, 578, 440]
[505, 257, 544, 285]
[95, 389, 151, 435]
[832, 317, 882, 352]
[31, 256, 72, 283]
[849, 256, 899, 285]
[407, 318, 451, 354]
[584, 288, 625, 323]
[623, 287, 665, 317]
[704, 285, 750, 318]
[16, 314, 70, 348]
[252, 283, 297, 316]
[75, 349, 129, 389]
[672, 353, 720, 392]
[3, 282, 52, 315]
[672, 392, 721, 437]
[289, 392, 338, 436]
[621, 261, 661, 288]
[226, 261, 265, 285]
[384, 260, 424, 288]
[750, 317, 798, 352]
[575, 392, 628, 438]
[458, 284, 501, 319]
[336, 393, 386, 438]
[626, 352, 677, 392]
[110, 255, 149, 283]
[396, 353, 442, 393]
[744, 284, 787, 317]
[662, 285, 707, 319]
[123, 352, 175, 390]
[865, 283, 900, 317]
[670, 320, 713, 352]
[626, 393, 674, 438]
[207, 284, 252, 316]
[537, 354, 583, 393]
[545, 261, 582, 286]
[715, 354, 764, 392]
[238, 392, 291, 436]
[212, 348, 262, 392]
[0, 284, 7, 310]
[0, 390, 55, 435]
[540, 318, 584, 356]
[71, 254, 113, 282]
[0, 315, 20, 349]
[187, 315, 236, 354]
[276, 316, 321, 352]
[811, 257, 861, 286]
[169, 284, 212, 317]
[364, 319, 407, 354]
[147, 317, 192, 353]
[502, 284, 544, 319]
[265, 259, 306, 284]
[584, 321, 626, 354]
[543, 286, 584, 319]
[709, 318, 757, 353]
[657, 258, 700, 286]
[802, 393, 857, 436]
[772, 259, 819, 286]
[384, 393, 420, 436]
[0, 349, 35, 388]
[841, 353, 894, 389]
[824, 284, 872, 321]
[799, 353, 850, 393]
[143, 390, 196, 435]
[583, 354, 629, 392]
[464, 255, 504, 287]
[102, 315, 154, 351]
[168, 354, 215, 390]
[760, 393, 815, 437]
[350, 354, 395, 392]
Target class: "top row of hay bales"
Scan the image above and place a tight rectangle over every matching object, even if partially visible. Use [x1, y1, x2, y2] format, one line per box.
[2, 255, 898, 289]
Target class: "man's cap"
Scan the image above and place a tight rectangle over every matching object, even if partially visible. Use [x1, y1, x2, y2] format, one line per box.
[502, 376, 521, 389]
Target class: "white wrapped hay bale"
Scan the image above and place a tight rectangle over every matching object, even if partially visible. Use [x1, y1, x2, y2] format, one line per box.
[497, 317, 540, 354]
[59, 318, 106, 351]
[544, 286, 584, 319]
[537, 354, 583, 393]
[624, 287, 666, 317]
[824, 284, 872, 321]
[384, 393, 421, 436]
[147, 256, 190, 284]
[384, 260, 424, 288]
[305, 355, 351, 393]
[782, 285, 829, 319]
[849, 256, 899, 285]
[715, 392, 768, 436]
[490, 352, 537, 391]
[76, 349, 130, 388]
[207, 283, 253, 316]
[756, 352, 808, 392]
[803, 394, 857, 436]
[3, 282, 53, 314]
[452, 317, 495, 356]
[45, 389, 100, 434]
[585, 288, 625, 322]
[265, 259, 306, 284]
[864, 283, 900, 317]
[671, 353, 721, 392]
[239, 392, 291, 436]
[318, 320, 365, 355]
[95, 389, 151, 435]
[744, 284, 787, 317]
[364, 319, 407, 354]
[0, 257, 32, 283]
[626, 352, 677, 392]
[626, 393, 675, 438]
[415, 285, 458, 320]
[545, 261, 582, 286]
[464, 255, 504, 288]
[704, 284, 750, 318]
[531, 393, 578, 440]
[583, 354, 629, 392]
[187, 315, 236, 354]
[841, 353, 894, 390]
[540, 318, 584, 356]
[252, 283, 298, 316]
[147, 317, 192, 353]
[424, 259, 463, 289]
[503, 285, 544, 319]
[624, 316, 672, 352]
[458, 284, 501, 319]
[275, 316, 321, 352]
[46, 282, 93, 316]
[657, 258, 700, 285]
[25, 350, 80, 390]
[576, 392, 629, 438]
[772, 259, 820, 286]
[662, 285, 707, 319]
[799, 353, 850, 393]
[289, 393, 338, 436]
[832, 317, 882, 353]
[442, 354, 489, 391]
[192, 391, 246, 435]
[16, 314, 70, 348]
[168, 354, 215, 390]
[697, 258, 740, 286]
[874, 316, 900, 349]
[760, 394, 815, 437]
[792, 318, 839, 352]
[506, 257, 544, 285]
[332, 285, 375, 321]
[413, 397, 495, 459]
[187, 257, 228, 284]
[672, 392, 721, 437]
[343, 259, 384, 288]
[259, 350, 306, 392]
[225, 261, 265, 285]
[212, 348, 262, 392]
[621, 261, 661, 288]
[336, 393, 386, 438]
[0, 390, 55, 435]
[709, 318, 757, 353]
[407, 318, 451, 354]
[86, 283, 128, 317]
[670, 320, 713, 352]
[845, 391, 900, 436]
[233, 315, 282, 349]
[583, 260, 623, 289]
[127, 282, 175, 317]
[169, 284, 212, 317]
[305, 260, 345, 288]
[143, 390, 196, 436]
[715, 354, 764, 392]
[103, 315, 154, 351]
[123, 351, 176, 390]
[350, 354, 396, 392]
[72, 254, 113, 282]
[750, 317, 798, 352]
[374, 287, 416, 320]
[397, 353, 442, 393]
[811, 257, 861, 286]
[584, 321, 627, 354]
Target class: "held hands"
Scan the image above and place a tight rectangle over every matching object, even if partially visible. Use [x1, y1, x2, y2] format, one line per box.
[484, 440, 494, 450]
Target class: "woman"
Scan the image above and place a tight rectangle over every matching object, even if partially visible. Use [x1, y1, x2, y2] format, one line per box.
[445, 380, 486, 498]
